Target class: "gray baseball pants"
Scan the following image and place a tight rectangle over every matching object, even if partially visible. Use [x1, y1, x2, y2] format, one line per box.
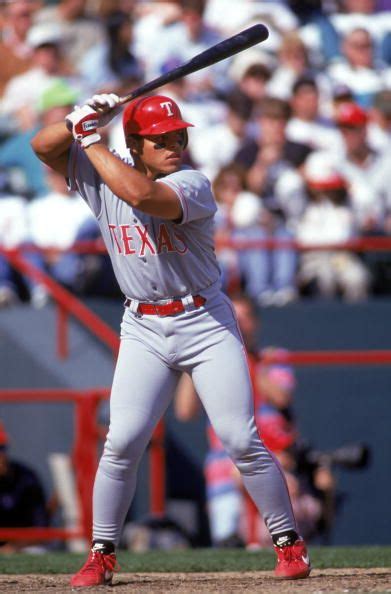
[92, 289, 296, 544]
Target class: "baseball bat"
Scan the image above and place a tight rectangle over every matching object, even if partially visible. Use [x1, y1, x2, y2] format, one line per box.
[118, 23, 269, 105]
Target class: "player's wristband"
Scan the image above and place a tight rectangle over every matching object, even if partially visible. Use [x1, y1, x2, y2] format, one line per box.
[80, 132, 102, 149]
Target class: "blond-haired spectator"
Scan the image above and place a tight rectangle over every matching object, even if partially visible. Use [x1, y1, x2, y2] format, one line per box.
[0, 23, 83, 132]
[0, 0, 41, 97]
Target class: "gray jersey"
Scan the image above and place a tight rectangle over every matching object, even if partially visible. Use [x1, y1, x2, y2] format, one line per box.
[68, 143, 221, 300]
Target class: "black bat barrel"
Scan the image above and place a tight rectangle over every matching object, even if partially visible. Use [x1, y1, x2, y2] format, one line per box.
[120, 24, 269, 104]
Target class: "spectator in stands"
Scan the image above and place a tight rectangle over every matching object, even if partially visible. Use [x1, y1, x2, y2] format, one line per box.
[212, 162, 297, 305]
[78, 10, 144, 96]
[288, 0, 340, 66]
[131, 0, 183, 76]
[143, 0, 228, 96]
[189, 89, 254, 182]
[0, 0, 39, 99]
[0, 22, 83, 134]
[329, 83, 355, 119]
[368, 89, 391, 153]
[0, 170, 29, 307]
[174, 293, 322, 547]
[25, 165, 99, 307]
[33, 0, 106, 68]
[295, 150, 370, 302]
[326, 27, 391, 108]
[0, 420, 49, 552]
[212, 162, 259, 295]
[234, 97, 311, 304]
[286, 76, 342, 152]
[236, 96, 312, 175]
[266, 31, 331, 104]
[333, 98, 391, 295]
[266, 32, 310, 101]
[203, 0, 298, 42]
[227, 49, 274, 110]
[328, 0, 391, 65]
[333, 101, 390, 233]
[0, 78, 110, 307]
[0, 78, 81, 199]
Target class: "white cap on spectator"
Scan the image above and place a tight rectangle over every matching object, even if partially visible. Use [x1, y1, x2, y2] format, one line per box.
[231, 192, 263, 228]
[26, 23, 64, 49]
[304, 152, 346, 191]
[228, 48, 275, 83]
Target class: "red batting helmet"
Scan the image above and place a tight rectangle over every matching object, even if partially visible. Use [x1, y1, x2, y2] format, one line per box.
[123, 95, 194, 144]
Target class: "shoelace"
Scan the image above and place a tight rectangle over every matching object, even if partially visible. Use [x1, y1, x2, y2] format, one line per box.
[82, 552, 117, 575]
[281, 547, 294, 562]
[280, 545, 304, 564]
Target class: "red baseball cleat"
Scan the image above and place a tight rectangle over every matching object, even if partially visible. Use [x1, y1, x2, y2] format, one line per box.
[70, 550, 117, 587]
[273, 539, 311, 579]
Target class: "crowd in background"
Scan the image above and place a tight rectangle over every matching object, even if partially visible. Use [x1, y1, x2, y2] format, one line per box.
[0, 0, 390, 308]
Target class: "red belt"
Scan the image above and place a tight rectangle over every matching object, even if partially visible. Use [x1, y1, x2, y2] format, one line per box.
[124, 295, 206, 317]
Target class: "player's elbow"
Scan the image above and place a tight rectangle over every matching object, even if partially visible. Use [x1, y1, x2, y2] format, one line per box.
[120, 190, 149, 209]
[119, 184, 156, 208]
[30, 134, 46, 161]
[30, 133, 56, 165]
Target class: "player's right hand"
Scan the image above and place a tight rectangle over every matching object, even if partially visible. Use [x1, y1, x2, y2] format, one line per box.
[65, 104, 101, 149]
[85, 93, 122, 127]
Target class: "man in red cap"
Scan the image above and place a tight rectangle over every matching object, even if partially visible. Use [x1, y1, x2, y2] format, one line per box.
[333, 100, 389, 235]
[31, 91, 311, 587]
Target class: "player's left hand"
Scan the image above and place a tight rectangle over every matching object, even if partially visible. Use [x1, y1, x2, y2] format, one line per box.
[85, 93, 122, 127]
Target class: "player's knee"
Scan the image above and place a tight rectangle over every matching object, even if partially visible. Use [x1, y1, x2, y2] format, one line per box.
[214, 420, 252, 460]
[105, 422, 147, 460]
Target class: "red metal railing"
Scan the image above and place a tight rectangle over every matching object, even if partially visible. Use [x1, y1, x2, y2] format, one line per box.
[0, 388, 166, 542]
[0, 389, 108, 543]
[262, 350, 391, 366]
[3, 235, 391, 254]
[215, 235, 391, 252]
[1, 249, 119, 359]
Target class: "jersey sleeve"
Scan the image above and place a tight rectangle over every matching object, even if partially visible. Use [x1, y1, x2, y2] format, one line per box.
[158, 168, 217, 225]
[67, 142, 102, 217]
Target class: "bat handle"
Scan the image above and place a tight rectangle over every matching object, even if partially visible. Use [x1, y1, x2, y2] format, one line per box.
[118, 94, 133, 105]
[118, 88, 145, 105]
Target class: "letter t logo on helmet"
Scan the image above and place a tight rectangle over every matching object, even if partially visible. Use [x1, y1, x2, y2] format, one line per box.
[122, 95, 194, 143]
[160, 101, 175, 117]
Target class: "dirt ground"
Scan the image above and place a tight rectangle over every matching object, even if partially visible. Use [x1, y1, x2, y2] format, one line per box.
[0, 568, 390, 594]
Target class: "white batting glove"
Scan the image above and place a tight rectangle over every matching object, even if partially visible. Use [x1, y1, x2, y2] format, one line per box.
[65, 104, 101, 149]
[85, 93, 122, 127]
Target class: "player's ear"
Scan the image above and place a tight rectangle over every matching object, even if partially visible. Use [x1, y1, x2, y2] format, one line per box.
[126, 134, 143, 155]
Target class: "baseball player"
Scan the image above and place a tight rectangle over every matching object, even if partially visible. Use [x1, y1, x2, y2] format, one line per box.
[31, 92, 311, 587]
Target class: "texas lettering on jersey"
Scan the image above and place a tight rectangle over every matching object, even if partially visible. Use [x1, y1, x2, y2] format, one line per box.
[108, 222, 189, 256]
